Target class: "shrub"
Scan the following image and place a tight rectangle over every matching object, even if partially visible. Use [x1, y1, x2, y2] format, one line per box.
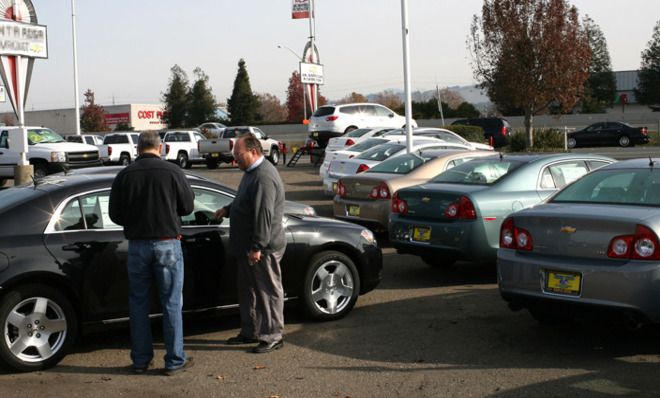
[506, 129, 567, 152]
[442, 125, 485, 143]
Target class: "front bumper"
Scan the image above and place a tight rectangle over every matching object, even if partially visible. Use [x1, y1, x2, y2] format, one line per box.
[359, 244, 383, 294]
[497, 248, 660, 323]
[49, 160, 103, 173]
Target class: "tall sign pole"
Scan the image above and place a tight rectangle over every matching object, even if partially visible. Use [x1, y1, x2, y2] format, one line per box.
[292, 0, 322, 116]
[400, 0, 413, 153]
[0, 0, 47, 183]
[308, 0, 317, 112]
[71, 0, 81, 135]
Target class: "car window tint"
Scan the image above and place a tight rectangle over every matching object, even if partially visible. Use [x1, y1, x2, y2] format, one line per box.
[587, 160, 610, 170]
[0, 132, 6, 148]
[130, 134, 139, 144]
[432, 159, 523, 185]
[84, 137, 94, 145]
[546, 161, 589, 188]
[346, 128, 372, 138]
[104, 135, 129, 144]
[551, 169, 655, 205]
[55, 192, 119, 231]
[312, 106, 335, 117]
[182, 188, 233, 226]
[348, 138, 387, 152]
[374, 106, 391, 117]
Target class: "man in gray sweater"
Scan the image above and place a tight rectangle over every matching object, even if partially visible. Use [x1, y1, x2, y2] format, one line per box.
[214, 133, 286, 353]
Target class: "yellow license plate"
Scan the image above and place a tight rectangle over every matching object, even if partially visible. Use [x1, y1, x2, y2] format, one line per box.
[332, 182, 338, 193]
[211, 153, 219, 158]
[312, 132, 319, 138]
[545, 270, 581, 295]
[412, 226, 431, 242]
[348, 205, 360, 216]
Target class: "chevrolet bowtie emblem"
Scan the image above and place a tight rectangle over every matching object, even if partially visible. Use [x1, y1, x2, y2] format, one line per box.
[422, 197, 430, 203]
[560, 226, 577, 233]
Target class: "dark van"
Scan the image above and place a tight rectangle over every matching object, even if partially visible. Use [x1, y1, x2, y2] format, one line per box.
[451, 117, 512, 147]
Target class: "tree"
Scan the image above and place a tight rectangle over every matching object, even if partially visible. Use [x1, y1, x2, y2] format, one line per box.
[373, 90, 403, 111]
[636, 19, 660, 106]
[439, 88, 466, 110]
[256, 93, 287, 123]
[470, 0, 591, 147]
[162, 65, 189, 128]
[581, 16, 616, 113]
[337, 92, 367, 104]
[285, 71, 305, 122]
[187, 67, 217, 126]
[80, 89, 107, 132]
[227, 59, 259, 125]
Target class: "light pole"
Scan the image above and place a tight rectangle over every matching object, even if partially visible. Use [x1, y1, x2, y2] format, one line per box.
[277, 44, 307, 121]
[71, 0, 81, 135]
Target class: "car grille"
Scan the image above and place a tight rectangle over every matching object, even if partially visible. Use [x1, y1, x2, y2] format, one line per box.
[67, 151, 100, 163]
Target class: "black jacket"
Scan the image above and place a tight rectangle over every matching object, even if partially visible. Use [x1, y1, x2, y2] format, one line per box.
[109, 153, 194, 240]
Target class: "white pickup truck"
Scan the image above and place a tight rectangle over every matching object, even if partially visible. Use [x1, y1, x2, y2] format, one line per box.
[161, 130, 207, 168]
[0, 126, 102, 183]
[198, 126, 284, 169]
[98, 132, 140, 165]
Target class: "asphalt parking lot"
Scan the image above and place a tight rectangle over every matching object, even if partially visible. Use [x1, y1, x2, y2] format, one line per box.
[2, 159, 660, 397]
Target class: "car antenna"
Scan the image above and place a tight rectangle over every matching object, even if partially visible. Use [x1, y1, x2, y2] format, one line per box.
[31, 174, 40, 189]
[499, 152, 503, 161]
[650, 156, 655, 168]
[62, 164, 71, 175]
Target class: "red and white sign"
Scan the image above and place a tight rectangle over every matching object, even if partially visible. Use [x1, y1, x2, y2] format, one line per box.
[104, 112, 129, 126]
[291, 0, 310, 19]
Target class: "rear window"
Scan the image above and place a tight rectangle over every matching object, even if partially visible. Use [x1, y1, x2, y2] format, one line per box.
[165, 133, 191, 142]
[346, 128, 372, 138]
[348, 138, 388, 152]
[431, 159, 523, 185]
[312, 107, 335, 117]
[356, 143, 405, 161]
[551, 168, 660, 206]
[223, 128, 250, 138]
[367, 153, 430, 175]
[104, 135, 129, 144]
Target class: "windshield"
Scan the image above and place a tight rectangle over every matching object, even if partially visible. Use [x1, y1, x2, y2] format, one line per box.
[28, 128, 65, 144]
[356, 143, 405, 161]
[366, 153, 431, 175]
[551, 168, 660, 206]
[431, 158, 523, 185]
[347, 138, 388, 152]
[345, 128, 372, 138]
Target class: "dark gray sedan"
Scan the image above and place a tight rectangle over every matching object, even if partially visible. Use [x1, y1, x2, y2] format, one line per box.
[498, 158, 660, 325]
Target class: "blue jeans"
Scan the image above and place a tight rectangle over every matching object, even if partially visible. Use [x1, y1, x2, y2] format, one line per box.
[127, 239, 186, 369]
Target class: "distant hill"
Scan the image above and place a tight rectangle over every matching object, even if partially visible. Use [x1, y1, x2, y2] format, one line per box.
[357, 85, 491, 109]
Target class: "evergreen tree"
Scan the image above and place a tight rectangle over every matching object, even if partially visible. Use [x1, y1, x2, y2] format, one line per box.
[227, 59, 259, 125]
[162, 65, 189, 128]
[582, 16, 616, 113]
[187, 67, 217, 126]
[80, 89, 107, 132]
[636, 20, 660, 106]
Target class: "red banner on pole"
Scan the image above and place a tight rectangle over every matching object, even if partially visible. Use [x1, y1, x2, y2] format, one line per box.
[292, 0, 310, 19]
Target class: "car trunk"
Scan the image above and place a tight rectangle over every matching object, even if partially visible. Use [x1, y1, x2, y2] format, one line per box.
[397, 183, 489, 221]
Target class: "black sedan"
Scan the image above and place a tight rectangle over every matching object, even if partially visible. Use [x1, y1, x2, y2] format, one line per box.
[0, 173, 382, 371]
[568, 121, 649, 148]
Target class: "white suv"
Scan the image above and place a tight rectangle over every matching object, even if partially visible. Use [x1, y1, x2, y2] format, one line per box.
[308, 103, 416, 148]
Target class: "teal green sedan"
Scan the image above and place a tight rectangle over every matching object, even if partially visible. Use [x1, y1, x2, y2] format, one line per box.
[389, 153, 615, 266]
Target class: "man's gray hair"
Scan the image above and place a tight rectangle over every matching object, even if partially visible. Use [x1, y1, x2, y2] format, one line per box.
[137, 131, 161, 153]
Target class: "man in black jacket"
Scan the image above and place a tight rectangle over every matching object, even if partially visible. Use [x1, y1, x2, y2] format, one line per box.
[109, 131, 195, 375]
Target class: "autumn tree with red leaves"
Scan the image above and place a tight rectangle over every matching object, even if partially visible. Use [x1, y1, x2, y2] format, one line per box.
[80, 89, 107, 132]
[470, 0, 591, 147]
[286, 71, 305, 123]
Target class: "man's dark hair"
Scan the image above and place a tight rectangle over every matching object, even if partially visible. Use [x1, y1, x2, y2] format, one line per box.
[137, 131, 161, 153]
[239, 133, 263, 155]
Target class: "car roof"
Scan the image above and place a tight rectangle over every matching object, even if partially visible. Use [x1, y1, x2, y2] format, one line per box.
[598, 158, 660, 170]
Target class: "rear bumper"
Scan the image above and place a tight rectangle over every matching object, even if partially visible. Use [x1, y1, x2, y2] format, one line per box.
[333, 197, 390, 231]
[308, 131, 344, 148]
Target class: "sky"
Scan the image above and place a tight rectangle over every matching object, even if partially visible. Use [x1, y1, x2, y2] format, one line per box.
[2, 0, 659, 113]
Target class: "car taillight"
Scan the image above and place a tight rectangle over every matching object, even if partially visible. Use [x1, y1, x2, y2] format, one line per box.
[608, 224, 660, 260]
[166, 144, 171, 154]
[108, 146, 112, 156]
[444, 196, 477, 220]
[356, 164, 370, 173]
[229, 140, 234, 152]
[641, 127, 648, 136]
[368, 182, 391, 199]
[345, 139, 355, 146]
[499, 217, 533, 251]
[391, 192, 408, 214]
[326, 116, 339, 121]
[337, 180, 347, 197]
[501, 126, 507, 137]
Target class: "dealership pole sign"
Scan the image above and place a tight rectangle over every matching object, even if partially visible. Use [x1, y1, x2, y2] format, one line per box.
[0, 0, 47, 119]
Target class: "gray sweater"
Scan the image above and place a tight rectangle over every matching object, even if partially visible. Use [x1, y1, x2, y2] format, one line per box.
[224, 159, 286, 256]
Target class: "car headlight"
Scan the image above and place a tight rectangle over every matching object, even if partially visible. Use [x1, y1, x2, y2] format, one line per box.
[303, 206, 316, 216]
[360, 229, 376, 245]
[50, 151, 66, 162]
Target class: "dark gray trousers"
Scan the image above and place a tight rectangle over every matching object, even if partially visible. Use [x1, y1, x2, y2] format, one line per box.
[237, 246, 285, 343]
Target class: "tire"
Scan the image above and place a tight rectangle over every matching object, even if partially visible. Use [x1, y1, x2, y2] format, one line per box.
[302, 251, 360, 321]
[344, 126, 357, 134]
[567, 137, 577, 149]
[119, 154, 130, 166]
[205, 158, 218, 169]
[176, 152, 189, 169]
[32, 162, 48, 179]
[421, 255, 456, 268]
[618, 135, 631, 147]
[268, 147, 280, 165]
[0, 284, 78, 372]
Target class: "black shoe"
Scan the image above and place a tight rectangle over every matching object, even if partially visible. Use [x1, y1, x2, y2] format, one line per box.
[226, 334, 258, 345]
[131, 361, 153, 374]
[252, 340, 283, 354]
[162, 357, 194, 376]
